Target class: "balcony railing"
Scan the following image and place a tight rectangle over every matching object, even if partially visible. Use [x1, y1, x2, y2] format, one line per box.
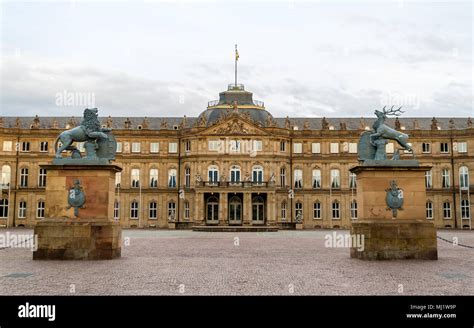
[196, 181, 276, 188]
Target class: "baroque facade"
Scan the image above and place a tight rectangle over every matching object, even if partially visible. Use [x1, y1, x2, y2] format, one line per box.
[0, 83, 473, 229]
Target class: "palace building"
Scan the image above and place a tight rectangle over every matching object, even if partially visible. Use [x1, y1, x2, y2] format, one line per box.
[0, 83, 473, 230]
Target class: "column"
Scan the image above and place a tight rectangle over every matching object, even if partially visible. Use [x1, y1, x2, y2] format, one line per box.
[243, 192, 251, 225]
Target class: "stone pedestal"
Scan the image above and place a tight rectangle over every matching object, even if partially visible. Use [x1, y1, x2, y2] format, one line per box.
[33, 165, 122, 260]
[349, 165, 437, 260]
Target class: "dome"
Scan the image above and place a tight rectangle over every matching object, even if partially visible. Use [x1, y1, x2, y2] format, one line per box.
[197, 84, 273, 126]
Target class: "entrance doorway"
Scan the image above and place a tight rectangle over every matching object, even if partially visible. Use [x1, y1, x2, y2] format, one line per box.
[252, 194, 266, 224]
[228, 194, 243, 225]
[205, 194, 219, 224]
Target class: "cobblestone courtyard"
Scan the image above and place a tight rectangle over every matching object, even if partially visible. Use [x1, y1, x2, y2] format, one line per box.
[0, 229, 473, 295]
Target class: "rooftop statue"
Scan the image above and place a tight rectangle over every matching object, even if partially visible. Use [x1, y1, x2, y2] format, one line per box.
[53, 108, 116, 165]
[358, 106, 417, 166]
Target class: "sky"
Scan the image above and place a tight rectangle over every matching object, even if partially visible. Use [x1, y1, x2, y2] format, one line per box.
[0, 0, 472, 118]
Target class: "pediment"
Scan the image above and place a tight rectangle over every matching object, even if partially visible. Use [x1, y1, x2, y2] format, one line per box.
[199, 117, 268, 136]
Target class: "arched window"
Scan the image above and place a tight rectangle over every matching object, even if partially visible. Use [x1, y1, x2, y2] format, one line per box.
[1, 165, 11, 187]
[442, 169, 451, 189]
[208, 165, 219, 183]
[252, 196, 265, 222]
[229, 196, 242, 223]
[332, 200, 340, 219]
[130, 200, 139, 219]
[426, 201, 433, 219]
[459, 166, 469, 189]
[461, 199, 470, 219]
[168, 169, 177, 188]
[313, 201, 321, 219]
[312, 169, 321, 189]
[131, 169, 140, 188]
[0, 198, 8, 218]
[206, 196, 219, 222]
[230, 165, 241, 183]
[252, 165, 263, 184]
[149, 201, 157, 219]
[150, 169, 158, 188]
[168, 201, 176, 221]
[330, 169, 340, 189]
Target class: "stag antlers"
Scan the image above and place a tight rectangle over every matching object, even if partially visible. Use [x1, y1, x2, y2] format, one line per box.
[382, 105, 404, 116]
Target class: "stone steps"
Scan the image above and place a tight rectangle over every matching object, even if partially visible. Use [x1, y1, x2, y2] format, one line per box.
[192, 225, 278, 232]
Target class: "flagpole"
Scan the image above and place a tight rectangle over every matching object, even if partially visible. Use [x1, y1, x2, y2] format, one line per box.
[235, 44, 238, 87]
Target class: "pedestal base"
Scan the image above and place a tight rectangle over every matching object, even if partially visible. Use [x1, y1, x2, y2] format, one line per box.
[350, 220, 437, 260]
[33, 220, 121, 260]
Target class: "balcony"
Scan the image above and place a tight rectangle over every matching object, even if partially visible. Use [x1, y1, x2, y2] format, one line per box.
[196, 181, 276, 188]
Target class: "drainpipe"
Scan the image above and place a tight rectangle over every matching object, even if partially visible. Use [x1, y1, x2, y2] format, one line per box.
[11, 135, 20, 227]
[450, 136, 457, 228]
[177, 134, 181, 226]
[290, 137, 293, 224]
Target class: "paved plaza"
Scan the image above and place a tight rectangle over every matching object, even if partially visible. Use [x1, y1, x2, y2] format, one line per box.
[0, 228, 473, 295]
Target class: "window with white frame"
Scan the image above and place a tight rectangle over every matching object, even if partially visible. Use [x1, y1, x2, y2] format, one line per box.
[131, 169, 140, 188]
[457, 142, 467, 153]
[330, 169, 340, 189]
[313, 202, 321, 219]
[149, 201, 157, 219]
[149, 169, 158, 188]
[443, 202, 451, 219]
[332, 201, 340, 219]
[208, 140, 221, 151]
[252, 165, 263, 183]
[311, 143, 321, 154]
[330, 143, 339, 154]
[168, 201, 176, 220]
[295, 202, 303, 221]
[18, 201, 27, 218]
[386, 143, 394, 153]
[208, 166, 219, 183]
[348, 143, 358, 154]
[280, 168, 286, 187]
[294, 169, 303, 189]
[185, 140, 191, 152]
[40, 141, 48, 152]
[21, 141, 30, 152]
[349, 172, 357, 189]
[350, 200, 357, 219]
[116, 142, 123, 153]
[461, 199, 470, 219]
[253, 140, 262, 152]
[168, 169, 177, 188]
[1, 165, 11, 186]
[0, 199, 8, 218]
[131, 142, 141, 153]
[168, 142, 178, 153]
[442, 169, 451, 188]
[426, 201, 433, 219]
[281, 201, 287, 220]
[425, 170, 433, 189]
[38, 168, 47, 188]
[150, 142, 159, 153]
[36, 200, 45, 219]
[312, 169, 321, 189]
[184, 201, 190, 220]
[114, 200, 119, 220]
[230, 140, 241, 153]
[280, 141, 286, 152]
[422, 142, 431, 153]
[185, 167, 191, 188]
[459, 166, 469, 189]
[115, 172, 121, 188]
[20, 168, 28, 187]
[130, 201, 139, 219]
[293, 143, 302, 154]
[3, 141, 12, 152]
[440, 142, 449, 153]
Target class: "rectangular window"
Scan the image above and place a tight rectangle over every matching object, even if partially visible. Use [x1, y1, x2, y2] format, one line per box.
[313, 202, 321, 219]
[440, 142, 449, 153]
[230, 140, 241, 153]
[131, 142, 141, 153]
[115, 172, 121, 188]
[130, 202, 139, 219]
[169, 142, 178, 153]
[442, 169, 451, 189]
[131, 169, 140, 188]
[38, 168, 47, 188]
[311, 143, 321, 154]
[293, 143, 302, 154]
[114, 201, 119, 220]
[185, 167, 191, 188]
[20, 168, 28, 187]
[457, 142, 467, 153]
[350, 201, 357, 219]
[208, 140, 221, 151]
[443, 202, 451, 219]
[149, 169, 158, 188]
[422, 143, 431, 153]
[253, 140, 262, 152]
[348, 143, 357, 154]
[330, 169, 340, 189]
[168, 169, 177, 188]
[149, 202, 157, 219]
[116, 142, 122, 153]
[461, 199, 470, 219]
[425, 170, 432, 189]
[150, 142, 159, 153]
[332, 202, 340, 219]
[280, 168, 286, 187]
[18, 201, 27, 218]
[294, 169, 303, 189]
[281, 202, 287, 220]
[21, 141, 30, 152]
[185, 141, 191, 152]
[40, 141, 48, 152]
[37, 201, 45, 219]
[426, 202, 433, 219]
[386, 143, 394, 154]
[349, 173, 357, 189]
[312, 170, 321, 189]
[184, 202, 190, 219]
[280, 141, 286, 152]
[3, 141, 12, 152]
[330, 143, 339, 154]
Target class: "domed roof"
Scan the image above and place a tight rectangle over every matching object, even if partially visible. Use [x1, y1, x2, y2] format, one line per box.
[198, 84, 273, 126]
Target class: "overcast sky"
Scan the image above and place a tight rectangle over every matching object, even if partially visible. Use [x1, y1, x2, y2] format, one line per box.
[1, 0, 472, 118]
